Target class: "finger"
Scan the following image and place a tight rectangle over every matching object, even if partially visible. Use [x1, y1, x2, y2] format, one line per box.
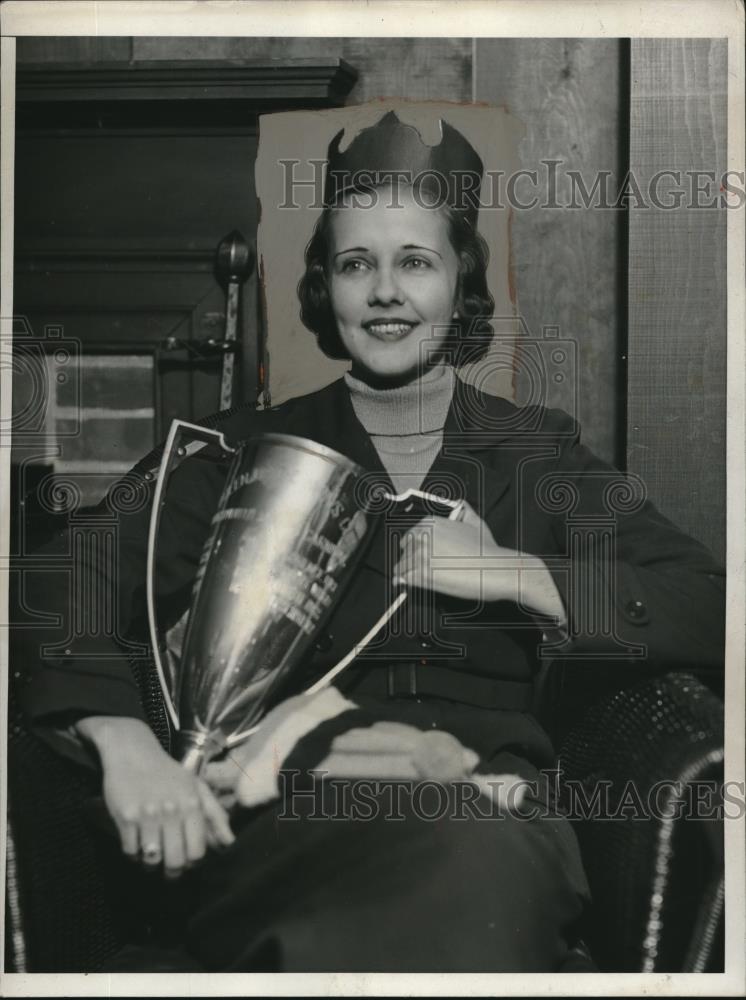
[390, 558, 409, 587]
[161, 801, 187, 877]
[197, 781, 235, 847]
[138, 805, 163, 868]
[395, 535, 427, 589]
[113, 806, 140, 859]
[182, 796, 208, 865]
[398, 529, 415, 556]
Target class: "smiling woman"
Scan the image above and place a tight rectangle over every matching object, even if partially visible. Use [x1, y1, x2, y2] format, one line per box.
[328, 189, 461, 383]
[328, 187, 461, 380]
[300, 119, 495, 379]
[19, 108, 725, 973]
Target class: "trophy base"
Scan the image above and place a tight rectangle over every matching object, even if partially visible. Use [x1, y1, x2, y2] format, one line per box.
[178, 730, 226, 773]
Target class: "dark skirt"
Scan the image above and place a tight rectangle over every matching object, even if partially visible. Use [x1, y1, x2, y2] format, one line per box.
[185, 772, 590, 973]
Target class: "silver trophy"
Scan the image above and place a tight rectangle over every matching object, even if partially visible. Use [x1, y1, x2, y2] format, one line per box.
[146, 420, 376, 772]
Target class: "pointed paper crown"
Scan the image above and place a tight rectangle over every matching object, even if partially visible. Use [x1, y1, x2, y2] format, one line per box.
[324, 110, 484, 226]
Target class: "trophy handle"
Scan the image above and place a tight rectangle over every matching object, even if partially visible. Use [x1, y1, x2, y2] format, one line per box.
[146, 419, 237, 730]
[225, 495, 466, 746]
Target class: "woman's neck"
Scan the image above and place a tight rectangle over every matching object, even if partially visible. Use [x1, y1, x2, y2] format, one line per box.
[344, 363, 455, 437]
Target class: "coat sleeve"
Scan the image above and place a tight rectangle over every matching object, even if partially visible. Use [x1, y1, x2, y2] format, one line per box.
[537, 409, 725, 669]
[15, 448, 226, 764]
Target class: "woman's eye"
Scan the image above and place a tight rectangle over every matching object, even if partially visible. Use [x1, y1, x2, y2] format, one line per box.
[402, 256, 432, 270]
[340, 258, 369, 274]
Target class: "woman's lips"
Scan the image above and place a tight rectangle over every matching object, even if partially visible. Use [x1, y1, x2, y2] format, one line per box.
[363, 319, 418, 341]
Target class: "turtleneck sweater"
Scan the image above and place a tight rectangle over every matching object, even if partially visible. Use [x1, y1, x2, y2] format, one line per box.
[344, 365, 456, 493]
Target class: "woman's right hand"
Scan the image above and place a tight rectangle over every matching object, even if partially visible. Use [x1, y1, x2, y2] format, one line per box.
[75, 716, 235, 877]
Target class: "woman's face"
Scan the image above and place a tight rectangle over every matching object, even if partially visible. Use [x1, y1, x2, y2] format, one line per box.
[327, 186, 460, 384]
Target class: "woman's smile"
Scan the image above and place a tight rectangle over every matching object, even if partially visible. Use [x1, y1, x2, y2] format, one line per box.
[327, 185, 460, 384]
[362, 317, 419, 341]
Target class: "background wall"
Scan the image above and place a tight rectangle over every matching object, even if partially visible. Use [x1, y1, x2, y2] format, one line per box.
[476, 38, 626, 469]
[15, 35, 727, 561]
[16, 35, 475, 105]
[626, 38, 726, 564]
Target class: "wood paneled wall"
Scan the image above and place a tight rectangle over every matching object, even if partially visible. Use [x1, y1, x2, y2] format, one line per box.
[133, 36, 473, 105]
[18, 36, 473, 104]
[626, 39, 727, 563]
[475, 38, 626, 468]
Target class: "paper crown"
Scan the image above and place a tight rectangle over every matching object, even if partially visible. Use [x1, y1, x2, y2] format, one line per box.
[324, 110, 484, 225]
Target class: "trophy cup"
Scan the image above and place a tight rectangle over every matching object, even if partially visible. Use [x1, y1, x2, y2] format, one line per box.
[146, 420, 376, 773]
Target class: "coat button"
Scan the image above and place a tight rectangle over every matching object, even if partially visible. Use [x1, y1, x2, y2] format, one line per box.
[625, 599, 647, 620]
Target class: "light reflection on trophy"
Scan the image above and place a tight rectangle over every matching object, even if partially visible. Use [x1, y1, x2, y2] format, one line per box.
[147, 421, 375, 773]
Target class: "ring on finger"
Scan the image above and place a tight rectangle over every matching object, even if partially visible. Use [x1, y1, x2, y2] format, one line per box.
[141, 842, 162, 865]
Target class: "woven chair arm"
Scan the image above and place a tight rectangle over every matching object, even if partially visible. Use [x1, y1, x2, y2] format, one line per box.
[558, 671, 724, 972]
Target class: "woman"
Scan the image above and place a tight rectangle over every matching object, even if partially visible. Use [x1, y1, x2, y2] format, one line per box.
[21, 111, 725, 972]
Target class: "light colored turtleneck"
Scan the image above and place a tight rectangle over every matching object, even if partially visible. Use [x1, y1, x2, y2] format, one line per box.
[344, 364, 456, 492]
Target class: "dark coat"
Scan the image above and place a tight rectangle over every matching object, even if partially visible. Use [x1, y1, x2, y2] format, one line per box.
[19, 376, 725, 772]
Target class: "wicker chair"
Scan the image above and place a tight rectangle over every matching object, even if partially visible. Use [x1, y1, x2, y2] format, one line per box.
[555, 669, 724, 972]
[6, 651, 724, 973]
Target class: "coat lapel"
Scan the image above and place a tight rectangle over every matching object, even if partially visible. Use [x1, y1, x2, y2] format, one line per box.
[280, 377, 393, 488]
[421, 376, 515, 522]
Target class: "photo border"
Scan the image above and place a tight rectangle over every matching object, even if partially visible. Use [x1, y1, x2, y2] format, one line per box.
[0, 2, 743, 996]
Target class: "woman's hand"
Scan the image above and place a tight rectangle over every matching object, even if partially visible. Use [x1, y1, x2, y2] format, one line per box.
[76, 716, 235, 877]
[392, 501, 567, 624]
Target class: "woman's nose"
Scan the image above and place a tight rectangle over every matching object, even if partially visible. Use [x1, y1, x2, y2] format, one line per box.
[368, 265, 404, 306]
